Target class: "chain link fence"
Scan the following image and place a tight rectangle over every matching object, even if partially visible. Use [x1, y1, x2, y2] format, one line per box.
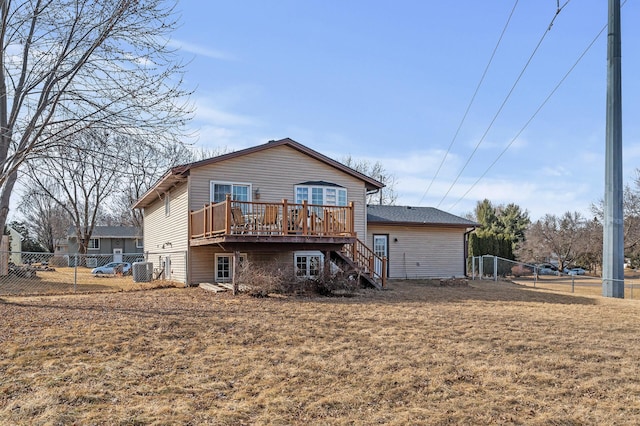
[469, 255, 640, 299]
[0, 251, 187, 297]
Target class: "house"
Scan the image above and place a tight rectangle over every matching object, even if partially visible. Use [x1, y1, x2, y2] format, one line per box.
[366, 205, 478, 279]
[66, 226, 144, 266]
[6, 225, 23, 265]
[133, 138, 475, 287]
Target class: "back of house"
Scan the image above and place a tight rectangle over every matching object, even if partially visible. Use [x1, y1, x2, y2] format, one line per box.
[133, 138, 384, 286]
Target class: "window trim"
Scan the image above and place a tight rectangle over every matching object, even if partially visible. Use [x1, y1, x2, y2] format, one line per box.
[88, 238, 100, 250]
[294, 250, 324, 279]
[164, 193, 170, 217]
[136, 238, 144, 249]
[294, 184, 347, 206]
[214, 253, 247, 283]
[210, 181, 253, 204]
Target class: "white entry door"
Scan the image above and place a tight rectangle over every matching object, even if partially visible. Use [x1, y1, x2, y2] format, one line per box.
[113, 248, 123, 263]
[373, 235, 388, 277]
[164, 256, 172, 280]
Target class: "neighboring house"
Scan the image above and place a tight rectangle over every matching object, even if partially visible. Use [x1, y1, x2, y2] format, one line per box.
[53, 238, 69, 257]
[366, 205, 478, 279]
[67, 226, 144, 266]
[133, 138, 476, 287]
[6, 225, 22, 265]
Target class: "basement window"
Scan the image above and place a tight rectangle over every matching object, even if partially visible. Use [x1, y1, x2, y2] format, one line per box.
[294, 251, 323, 278]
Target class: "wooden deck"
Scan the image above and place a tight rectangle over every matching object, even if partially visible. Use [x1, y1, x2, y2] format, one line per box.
[190, 196, 386, 288]
[190, 195, 356, 245]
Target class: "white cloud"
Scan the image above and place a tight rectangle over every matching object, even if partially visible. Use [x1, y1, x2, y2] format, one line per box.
[168, 39, 236, 61]
[192, 96, 261, 127]
[540, 166, 570, 177]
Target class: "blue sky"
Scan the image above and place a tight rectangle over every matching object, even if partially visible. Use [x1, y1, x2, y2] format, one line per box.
[172, 1, 640, 220]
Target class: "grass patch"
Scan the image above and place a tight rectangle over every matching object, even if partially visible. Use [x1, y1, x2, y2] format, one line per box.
[0, 266, 181, 296]
[1, 280, 639, 424]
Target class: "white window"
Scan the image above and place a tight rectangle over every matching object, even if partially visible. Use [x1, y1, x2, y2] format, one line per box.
[136, 238, 144, 249]
[215, 253, 247, 282]
[88, 238, 100, 250]
[210, 181, 251, 204]
[210, 181, 252, 213]
[294, 251, 323, 278]
[164, 193, 170, 217]
[294, 184, 347, 206]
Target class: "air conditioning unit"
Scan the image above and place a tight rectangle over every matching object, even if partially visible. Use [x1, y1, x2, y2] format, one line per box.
[132, 261, 153, 282]
[86, 257, 98, 267]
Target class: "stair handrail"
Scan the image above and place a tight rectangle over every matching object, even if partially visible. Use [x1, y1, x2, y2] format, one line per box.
[342, 239, 387, 287]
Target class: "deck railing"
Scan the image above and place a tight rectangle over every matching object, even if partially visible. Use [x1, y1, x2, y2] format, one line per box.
[190, 194, 356, 239]
[342, 238, 387, 287]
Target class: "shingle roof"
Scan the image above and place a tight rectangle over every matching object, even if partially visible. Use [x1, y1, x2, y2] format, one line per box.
[67, 226, 141, 239]
[367, 205, 478, 227]
[132, 138, 385, 209]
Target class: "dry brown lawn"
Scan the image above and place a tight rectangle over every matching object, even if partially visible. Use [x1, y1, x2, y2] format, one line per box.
[512, 271, 640, 299]
[0, 266, 179, 296]
[1, 280, 640, 425]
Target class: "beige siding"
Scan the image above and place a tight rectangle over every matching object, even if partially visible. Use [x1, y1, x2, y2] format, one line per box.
[367, 224, 467, 278]
[190, 245, 218, 284]
[143, 182, 190, 284]
[190, 246, 292, 285]
[188, 144, 368, 238]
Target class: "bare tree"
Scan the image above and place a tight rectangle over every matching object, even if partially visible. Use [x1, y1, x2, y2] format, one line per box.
[340, 155, 397, 205]
[592, 172, 640, 260]
[518, 211, 587, 271]
[17, 186, 70, 252]
[0, 0, 191, 234]
[24, 129, 121, 254]
[111, 139, 199, 228]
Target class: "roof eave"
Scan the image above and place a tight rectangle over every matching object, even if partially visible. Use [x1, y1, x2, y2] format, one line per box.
[131, 138, 385, 209]
[368, 220, 478, 228]
[132, 168, 189, 209]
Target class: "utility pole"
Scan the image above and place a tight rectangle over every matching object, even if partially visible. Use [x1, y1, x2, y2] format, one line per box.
[603, 0, 624, 298]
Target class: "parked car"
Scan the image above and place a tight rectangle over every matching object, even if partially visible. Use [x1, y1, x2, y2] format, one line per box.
[92, 262, 132, 276]
[536, 264, 558, 275]
[565, 267, 586, 276]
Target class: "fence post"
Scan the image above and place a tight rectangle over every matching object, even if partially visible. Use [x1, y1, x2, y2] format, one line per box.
[472, 257, 476, 280]
[74, 254, 78, 292]
[571, 274, 575, 293]
[479, 256, 483, 279]
[534, 267, 537, 287]
[494, 255, 498, 282]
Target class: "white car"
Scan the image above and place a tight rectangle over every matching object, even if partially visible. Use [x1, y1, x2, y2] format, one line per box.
[565, 267, 586, 276]
[92, 262, 132, 276]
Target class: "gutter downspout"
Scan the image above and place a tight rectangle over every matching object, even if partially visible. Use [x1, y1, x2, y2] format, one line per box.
[463, 227, 476, 277]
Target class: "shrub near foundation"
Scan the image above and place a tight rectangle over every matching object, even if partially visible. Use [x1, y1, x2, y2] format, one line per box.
[236, 261, 363, 297]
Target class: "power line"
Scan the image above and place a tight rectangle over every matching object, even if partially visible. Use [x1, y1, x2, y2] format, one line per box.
[418, 0, 519, 205]
[447, 0, 627, 212]
[447, 21, 606, 211]
[435, 1, 572, 209]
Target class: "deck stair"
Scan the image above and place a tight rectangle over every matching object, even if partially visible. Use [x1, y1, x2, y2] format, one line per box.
[330, 239, 386, 290]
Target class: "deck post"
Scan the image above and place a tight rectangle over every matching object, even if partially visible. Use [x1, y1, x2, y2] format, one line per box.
[203, 204, 207, 237]
[349, 202, 355, 236]
[232, 250, 240, 295]
[225, 194, 232, 235]
[282, 199, 288, 235]
[382, 257, 387, 287]
[302, 200, 308, 235]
